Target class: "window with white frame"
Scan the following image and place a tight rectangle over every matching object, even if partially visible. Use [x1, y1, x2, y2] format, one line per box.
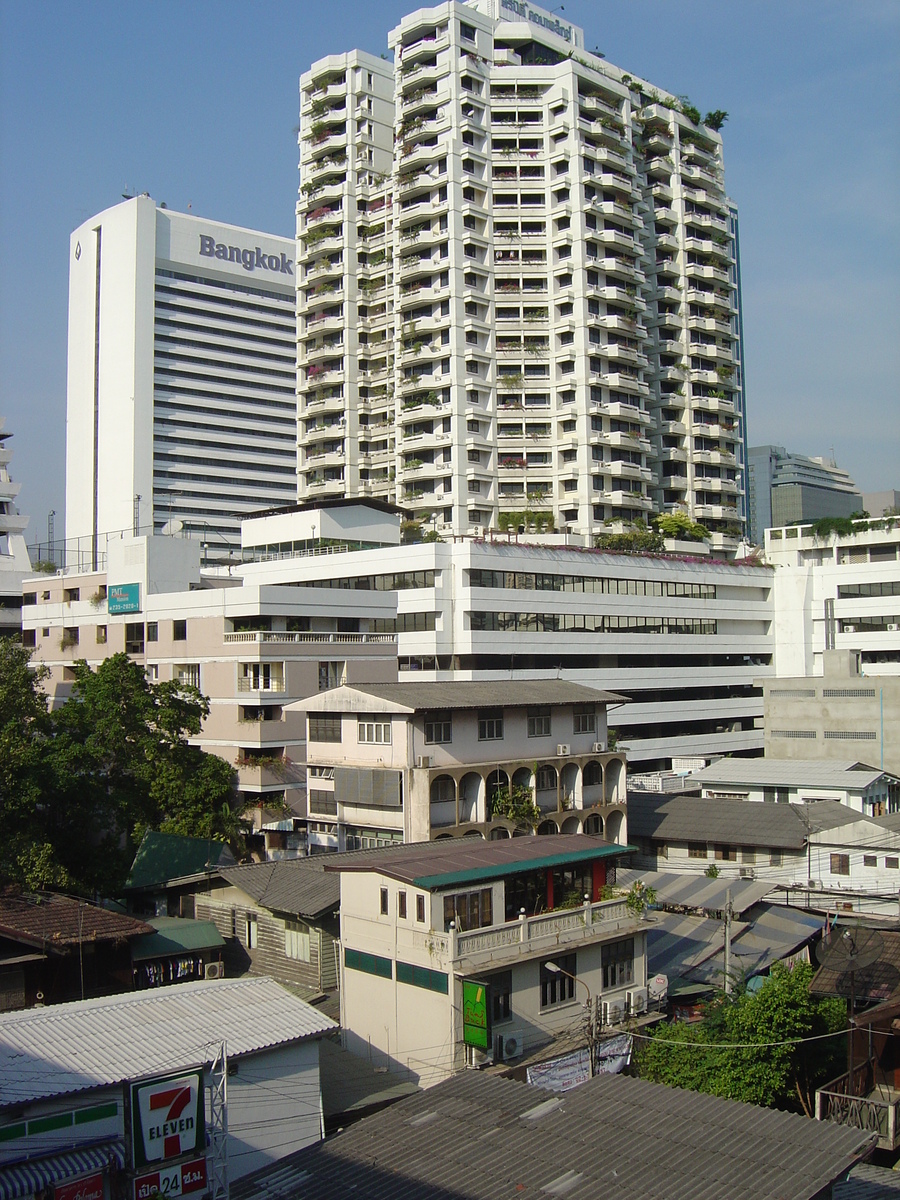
[527, 706, 551, 737]
[284, 918, 311, 961]
[175, 663, 200, 689]
[358, 720, 391, 744]
[573, 703, 595, 734]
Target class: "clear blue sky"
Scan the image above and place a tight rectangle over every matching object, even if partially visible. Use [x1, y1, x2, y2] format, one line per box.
[1, 0, 898, 543]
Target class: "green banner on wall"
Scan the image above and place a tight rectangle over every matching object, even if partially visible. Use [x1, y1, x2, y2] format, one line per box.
[462, 979, 490, 1050]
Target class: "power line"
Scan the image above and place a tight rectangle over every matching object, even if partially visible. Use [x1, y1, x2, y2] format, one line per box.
[630, 1025, 849, 1050]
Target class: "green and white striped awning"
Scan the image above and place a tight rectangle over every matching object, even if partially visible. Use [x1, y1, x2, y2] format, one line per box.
[0, 1141, 124, 1200]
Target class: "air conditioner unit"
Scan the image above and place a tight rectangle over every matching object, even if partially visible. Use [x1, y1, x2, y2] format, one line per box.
[591, 742, 607, 754]
[416, 755, 433, 769]
[601, 1000, 622, 1026]
[626, 988, 648, 1016]
[556, 744, 571, 757]
[843, 625, 856, 633]
[739, 867, 755, 880]
[808, 880, 823, 890]
[888, 624, 899, 632]
[469, 1045, 493, 1068]
[204, 962, 224, 980]
[495, 1030, 524, 1061]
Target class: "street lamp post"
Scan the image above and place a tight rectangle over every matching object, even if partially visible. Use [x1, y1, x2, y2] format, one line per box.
[545, 959, 596, 1074]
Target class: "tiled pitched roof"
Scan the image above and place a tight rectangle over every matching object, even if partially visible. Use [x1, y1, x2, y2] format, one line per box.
[0, 892, 152, 950]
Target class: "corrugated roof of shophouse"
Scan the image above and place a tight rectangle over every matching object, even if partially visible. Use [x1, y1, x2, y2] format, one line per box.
[0, 977, 336, 1109]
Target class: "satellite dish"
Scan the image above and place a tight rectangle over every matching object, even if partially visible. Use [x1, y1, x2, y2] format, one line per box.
[816, 927, 883, 973]
[648, 974, 668, 1001]
[161, 519, 183, 535]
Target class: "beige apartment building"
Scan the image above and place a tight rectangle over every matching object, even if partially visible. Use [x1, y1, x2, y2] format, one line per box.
[22, 531, 398, 829]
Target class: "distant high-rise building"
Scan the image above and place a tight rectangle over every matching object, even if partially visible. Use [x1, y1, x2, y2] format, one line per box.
[0, 419, 31, 635]
[295, 0, 747, 552]
[65, 196, 297, 565]
[747, 444, 861, 543]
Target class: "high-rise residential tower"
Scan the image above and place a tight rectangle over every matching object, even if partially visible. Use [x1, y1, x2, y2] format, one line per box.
[66, 195, 297, 565]
[296, 0, 746, 551]
[0, 420, 31, 634]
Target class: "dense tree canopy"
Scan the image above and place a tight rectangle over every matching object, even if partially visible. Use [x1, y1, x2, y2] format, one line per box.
[636, 962, 846, 1114]
[0, 642, 241, 895]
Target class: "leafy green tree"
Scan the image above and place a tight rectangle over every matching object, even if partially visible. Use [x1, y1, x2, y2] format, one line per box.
[653, 511, 710, 542]
[0, 649, 241, 895]
[636, 962, 845, 1114]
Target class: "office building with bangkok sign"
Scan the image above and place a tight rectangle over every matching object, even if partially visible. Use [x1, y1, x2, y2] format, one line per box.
[65, 194, 297, 565]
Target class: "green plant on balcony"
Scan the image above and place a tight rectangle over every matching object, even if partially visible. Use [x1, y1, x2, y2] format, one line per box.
[490, 783, 542, 829]
[59, 631, 78, 651]
[624, 880, 657, 918]
[594, 527, 664, 553]
[716, 364, 735, 379]
[309, 98, 328, 119]
[703, 109, 728, 132]
[89, 590, 106, 609]
[31, 560, 57, 574]
[653, 510, 709, 542]
[500, 372, 524, 389]
[404, 457, 424, 470]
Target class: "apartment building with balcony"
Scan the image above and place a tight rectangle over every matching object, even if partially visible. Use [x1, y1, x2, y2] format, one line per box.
[295, 0, 747, 551]
[21, 531, 398, 826]
[294, 680, 627, 851]
[240, 506, 774, 770]
[327, 835, 644, 1085]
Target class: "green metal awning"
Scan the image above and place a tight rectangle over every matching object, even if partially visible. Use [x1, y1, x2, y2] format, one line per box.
[130, 918, 224, 962]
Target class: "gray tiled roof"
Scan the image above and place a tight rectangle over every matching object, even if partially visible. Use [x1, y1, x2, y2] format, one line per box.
[230, 1070, 874, 1200]
[836, 1162, 900, 1198]
[304, 679, 627, 710]
[219, 859, 341, 919]
[627, 794, 866, 850]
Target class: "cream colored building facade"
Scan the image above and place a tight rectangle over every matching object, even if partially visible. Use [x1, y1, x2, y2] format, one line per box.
[295, 680, 627, 852]
[331, 836, 645, 1086]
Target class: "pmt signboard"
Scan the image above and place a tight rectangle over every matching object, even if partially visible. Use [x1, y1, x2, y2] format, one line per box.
[128, 1070, 205, 1170]
[109, 582, 141, 614]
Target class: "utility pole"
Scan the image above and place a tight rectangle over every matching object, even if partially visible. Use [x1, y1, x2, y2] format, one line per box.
[723, 886, 733, 995]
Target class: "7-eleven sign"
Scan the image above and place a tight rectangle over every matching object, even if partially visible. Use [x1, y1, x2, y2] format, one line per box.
[129, 1070, 205, 1170]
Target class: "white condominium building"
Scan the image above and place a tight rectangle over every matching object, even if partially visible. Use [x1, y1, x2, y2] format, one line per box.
[296, 1, 746, 550]
[65, 195, 297, 565]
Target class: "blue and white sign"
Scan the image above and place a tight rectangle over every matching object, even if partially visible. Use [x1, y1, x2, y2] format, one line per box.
[109, 582, 141, 614]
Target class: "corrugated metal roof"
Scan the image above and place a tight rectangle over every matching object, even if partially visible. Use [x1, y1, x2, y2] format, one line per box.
[628, 794, 864, 850]
[297, 679, 627, 711]
[648, 906, 822, 989]
[218, 860, 341, 919]
[230, 1070, 874, 1200]
[0, 977, 336, 1108]
[616, 868, 772, 914]
[691, 759, 893, 789]
[836, 1161, 900, 1198]
[324, 834, 627, 888]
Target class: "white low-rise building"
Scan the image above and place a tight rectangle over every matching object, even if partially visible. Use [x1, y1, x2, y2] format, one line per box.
[689, 757, 899, 817]
[629, 794, 900, 916]
[0, 977, 335, 1192]
[327, 835, 644, 1086]
[294, 679, 626, 850]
